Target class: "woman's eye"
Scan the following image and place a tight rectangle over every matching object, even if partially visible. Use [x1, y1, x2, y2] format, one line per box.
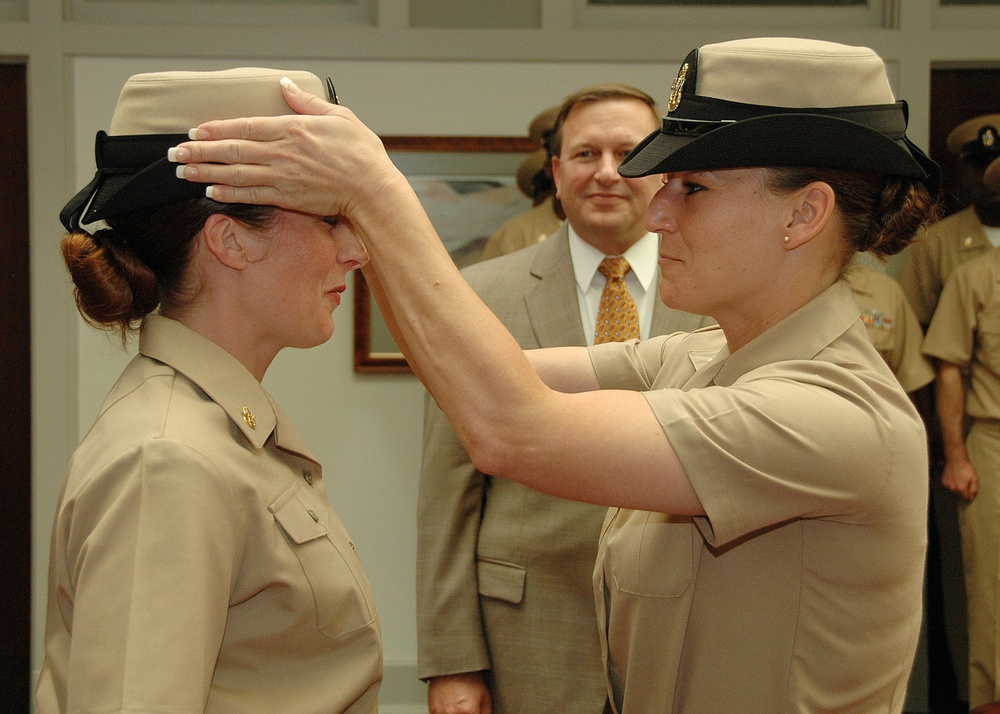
[683, 182, 705, 195]
[322, 216, 340, 228]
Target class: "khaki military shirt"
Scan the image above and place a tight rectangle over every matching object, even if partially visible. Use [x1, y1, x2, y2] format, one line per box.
[848, 264, 934, 393]
[899, 205, 994, 326]
[924, 249, 1000, 421]
[37, 316, 382, 713]
[589, 281, 928, 713]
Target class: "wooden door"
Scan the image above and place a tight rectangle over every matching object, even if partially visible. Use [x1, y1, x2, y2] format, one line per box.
[0, 61, 32, 709]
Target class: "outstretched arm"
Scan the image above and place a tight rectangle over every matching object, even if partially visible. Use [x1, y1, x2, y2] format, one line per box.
[170, 79, 703, 516]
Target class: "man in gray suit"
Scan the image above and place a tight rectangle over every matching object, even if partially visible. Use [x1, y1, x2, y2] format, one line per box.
[416, 83, 709, 714]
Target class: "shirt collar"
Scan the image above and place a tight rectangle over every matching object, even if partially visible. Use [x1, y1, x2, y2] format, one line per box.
[712, 280, 861, 387]
[138, 315, 316, 461]
[567, 223, 660, 293]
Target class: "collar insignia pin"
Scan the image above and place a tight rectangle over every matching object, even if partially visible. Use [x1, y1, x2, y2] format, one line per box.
[242, 405, 257, 430]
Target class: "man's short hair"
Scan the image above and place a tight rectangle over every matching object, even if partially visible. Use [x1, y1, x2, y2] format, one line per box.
[547, 83, 659, 159]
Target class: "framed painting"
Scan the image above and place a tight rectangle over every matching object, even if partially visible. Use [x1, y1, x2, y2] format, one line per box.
[354, 135, 537, 373]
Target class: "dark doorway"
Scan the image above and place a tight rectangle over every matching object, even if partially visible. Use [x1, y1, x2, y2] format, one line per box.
[0, 61, 32, 710]
[930, 67, 1000, 215]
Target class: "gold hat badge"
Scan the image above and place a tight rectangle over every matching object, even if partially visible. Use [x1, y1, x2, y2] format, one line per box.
[981, 126, 997, 150]
[668, 63, 689, 113]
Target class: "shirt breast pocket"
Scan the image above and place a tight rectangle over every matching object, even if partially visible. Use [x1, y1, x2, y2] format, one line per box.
[608, 512, 696, 598]
[270, 482, 377, 640]
[978, 322, 1000, 373]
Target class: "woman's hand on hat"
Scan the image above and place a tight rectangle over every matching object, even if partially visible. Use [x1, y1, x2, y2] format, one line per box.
[169, 78, 402, 220]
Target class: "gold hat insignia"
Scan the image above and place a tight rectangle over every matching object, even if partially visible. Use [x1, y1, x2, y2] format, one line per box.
[668, 63, 689, 113]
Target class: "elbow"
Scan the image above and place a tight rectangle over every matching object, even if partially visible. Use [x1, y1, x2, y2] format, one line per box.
[465, 435, 508, 481]
[458, 386, 552, 484]
[463, 426, 521, 482]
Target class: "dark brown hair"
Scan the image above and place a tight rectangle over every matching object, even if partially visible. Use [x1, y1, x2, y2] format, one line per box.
[763, 168, 940, 269]
[61, 199, 278, 343]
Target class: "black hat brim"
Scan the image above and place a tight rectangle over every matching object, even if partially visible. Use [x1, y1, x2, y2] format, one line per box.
[619, 113, 940, 197]
[61, 132, 208, 232]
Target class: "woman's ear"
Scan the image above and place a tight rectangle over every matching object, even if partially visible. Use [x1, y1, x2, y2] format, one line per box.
[202, 214, 248, 270]
[783, 182, 835, 250]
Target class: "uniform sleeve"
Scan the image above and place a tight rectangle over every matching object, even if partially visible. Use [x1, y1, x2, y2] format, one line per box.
[589, 332, 695, 391]
[645, 363, 908, 546]
[922, 264, 980, 369]
[57, 439, 242, 712]
[887, 282, 935, 393]
[416, 391, 492, 679]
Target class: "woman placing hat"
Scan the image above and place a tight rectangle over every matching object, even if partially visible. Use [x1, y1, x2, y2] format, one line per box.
[37, 69, 380, 713]
[172, 38, 940, 712]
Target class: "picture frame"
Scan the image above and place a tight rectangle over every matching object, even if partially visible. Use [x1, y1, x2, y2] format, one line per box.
[354, 135, 538, 373]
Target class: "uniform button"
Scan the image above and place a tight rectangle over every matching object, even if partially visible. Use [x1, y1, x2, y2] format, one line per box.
[964, 236, 974, 247]
[307, 509, 319, 522]
[302, 470, 314, 485]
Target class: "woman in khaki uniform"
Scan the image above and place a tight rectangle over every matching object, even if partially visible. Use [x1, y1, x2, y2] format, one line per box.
[36, 69, 381, 713]
[171, 38, 940, 712]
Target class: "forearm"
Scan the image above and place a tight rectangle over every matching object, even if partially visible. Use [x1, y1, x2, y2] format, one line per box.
[936, 361, 969, 464]
[526, 346, 601, 393]
[354, 176, 549, 469]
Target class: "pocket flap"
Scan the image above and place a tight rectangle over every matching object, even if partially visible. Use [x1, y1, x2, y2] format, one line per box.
[271, 489, 329, 544]
[476, 559, 526, 604]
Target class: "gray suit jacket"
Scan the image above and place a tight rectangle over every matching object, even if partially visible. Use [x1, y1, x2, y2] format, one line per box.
[416, 223, 708, 713]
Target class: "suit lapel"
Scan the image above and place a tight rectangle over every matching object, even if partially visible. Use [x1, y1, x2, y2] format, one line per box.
[523, 224, 589, 348]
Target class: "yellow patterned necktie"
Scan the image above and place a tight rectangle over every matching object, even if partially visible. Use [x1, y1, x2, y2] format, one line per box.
[595, 256, 641, 344]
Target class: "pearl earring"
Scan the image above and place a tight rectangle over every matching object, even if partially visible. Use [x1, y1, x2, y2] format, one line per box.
[782, 236, 791, 244]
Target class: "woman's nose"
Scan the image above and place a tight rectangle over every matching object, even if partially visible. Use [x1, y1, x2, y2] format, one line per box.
[645, 184, 677, 233]
[340, 230, 370, 269]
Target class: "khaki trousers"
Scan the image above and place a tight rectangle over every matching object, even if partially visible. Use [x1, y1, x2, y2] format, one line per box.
[962, 420, 1000, 707]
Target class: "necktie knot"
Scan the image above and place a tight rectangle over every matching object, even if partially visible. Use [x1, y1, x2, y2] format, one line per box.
[598, 256, 631, 282]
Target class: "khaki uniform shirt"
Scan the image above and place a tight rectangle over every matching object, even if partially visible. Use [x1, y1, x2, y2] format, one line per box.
[899, 205, 994, 326]
[848, 264, 935, 393]
[924, 249, 1000, 420]
[589, 281, 928, 713]
[37, 316, 382, 713]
